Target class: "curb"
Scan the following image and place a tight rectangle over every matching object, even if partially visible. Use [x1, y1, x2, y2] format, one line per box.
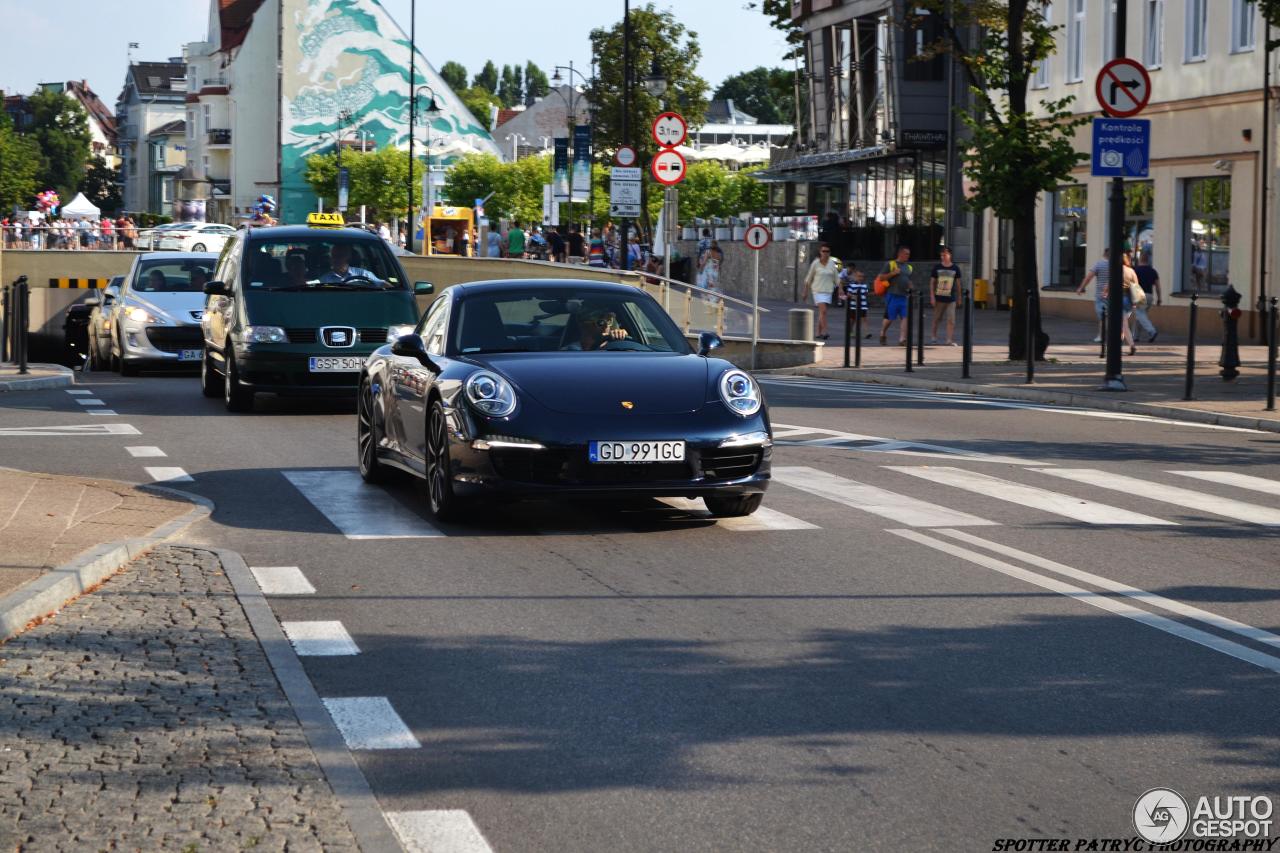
[0, 364, 74, 393]
[764, 366, 1280, 433]
[0, 483, 212, 643]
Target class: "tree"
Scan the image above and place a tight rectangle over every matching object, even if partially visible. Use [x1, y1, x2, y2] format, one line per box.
[0, 112, 41, 213]
[498, 64, 520, 108]
[26, 87, 93, 202]
[916, 0, 1087, 360]
[525, 62, 550, 102]
[303, 146, 410, 220]
[79, 158, 122, 214]
[440, 61, 468, 92]
[713, 66, 800, 125]
[442, 152, 549, 223]
[458, 87, 502, 129]
[747, 0, 804, 60]
[473, 61, 499, 94]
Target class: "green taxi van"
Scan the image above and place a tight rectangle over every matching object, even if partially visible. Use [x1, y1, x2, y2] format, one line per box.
[200, 213, 431, 411]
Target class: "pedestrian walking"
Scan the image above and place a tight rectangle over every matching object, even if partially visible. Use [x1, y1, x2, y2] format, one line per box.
[485, 225, 503, 258]
[588, 230, 608, 267]
[929, 246, 962, 346]
[567, 226, 586, 262]
[699, 241, 724, 297]
[801, 242, 841, 340]
[507, 221, 526, 259]
[875, 245, 914, 346]
[1076, 248, 1110, 341]
[1132, 250, 1161, 343]
[1101, 251, 1140, 355]
[839, 265, 872, 338]
[548, 226, 566, 263]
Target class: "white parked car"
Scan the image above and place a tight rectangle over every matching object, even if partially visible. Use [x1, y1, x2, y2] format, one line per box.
[155, 223, 236, 253]
[136, 221, 195, 251]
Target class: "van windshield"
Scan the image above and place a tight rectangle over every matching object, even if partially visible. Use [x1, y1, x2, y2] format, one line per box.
[244, 236, 405, 291]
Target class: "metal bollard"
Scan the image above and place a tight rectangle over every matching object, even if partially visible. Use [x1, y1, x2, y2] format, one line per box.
[962, 288, 972, 379]
[1184, 294, 1198, 401]
[843, 294, 852, 368]
[1267, 296, 1278, 412]
[916, 290, 925, 366]
[1, 285, 9, 363]
[15, 277, 30, 375]
[1026, 288, 1035, 384]
[1220, 285, 1242, 381]
[854, 295, 863, 368]
[1099, 305, 1107, 360]
[788, 308, 814, 342]
[905, 287, 914, 373]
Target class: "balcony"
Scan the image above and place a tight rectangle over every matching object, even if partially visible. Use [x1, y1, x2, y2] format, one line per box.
[207, 128, 232, 147]
[210, 180, 231, 197]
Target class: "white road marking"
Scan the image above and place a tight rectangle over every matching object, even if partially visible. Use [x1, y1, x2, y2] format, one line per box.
[74, 398, 104, 406]
[87, 409, 118, 416]
[65, 390, 92, 396]
[1036, 468, 1280, 526]
[1172, 471, 1280, 498]
[280, 621, 360, 656]
[769, 421, 1042, 465]
[322, 697, 420, 750]
[773, 466, 996, 527]
[890, 529, 1280, 674]
[125, 446, 166, 458]
[939, 529, 1280, 650]
[249, 566, 316, 596]
[886, 466, 1176, 526]
[144, 466, 193, 483]
[658, 497, 819, 530]
[283, 470, 442, 539]
[0, 423, 140, 437]
[387, 810, 494, 853]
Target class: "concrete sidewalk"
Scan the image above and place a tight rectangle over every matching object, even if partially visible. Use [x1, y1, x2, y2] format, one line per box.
[0, 363, 72, 392]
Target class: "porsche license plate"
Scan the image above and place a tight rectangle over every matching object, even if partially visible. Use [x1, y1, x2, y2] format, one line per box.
[178, 349, 202, 362]
[309, 356, 363, 372]
[589, 440, 685, 463]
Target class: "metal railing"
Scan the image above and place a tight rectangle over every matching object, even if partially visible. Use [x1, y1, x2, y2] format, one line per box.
[1, 225, 142, 251]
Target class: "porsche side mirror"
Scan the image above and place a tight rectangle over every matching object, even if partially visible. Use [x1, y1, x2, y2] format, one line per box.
[391, 333, 437, 369]
[697, 331, 723, 356]
[414, 281, 434, 295]
[203, 280, 227, 296]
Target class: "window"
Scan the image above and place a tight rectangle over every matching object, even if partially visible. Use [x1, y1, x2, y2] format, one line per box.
[1232, 0, 1257, 52]
[1143, 0, 1164, 67]
[1032, 1, 1053, 88]
[202, 104, 211, 131]
[1185, 0, 1207, 61]
[1181, 176, 1231, 293]
[904, 9, 944, 82]
[1067, 0, 1086, 82]
[1123, 181, 1155, 262]
[1050, 186, 1088, 289]
[1103, 0, 1118, 63]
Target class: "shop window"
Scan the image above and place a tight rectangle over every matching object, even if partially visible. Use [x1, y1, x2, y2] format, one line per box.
[1124, 180, 1155, 262]
[1050, 185, 1088, 289]
[1181, 176, 1231, 293]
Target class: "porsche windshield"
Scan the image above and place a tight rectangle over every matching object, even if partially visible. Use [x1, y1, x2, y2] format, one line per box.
[243, 236, 405, 291]
[452, 290, 691, 355]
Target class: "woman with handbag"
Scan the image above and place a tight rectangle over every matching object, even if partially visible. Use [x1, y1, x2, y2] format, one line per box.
[1103, 252, 1141, 356]
[801, 242, 841, 339]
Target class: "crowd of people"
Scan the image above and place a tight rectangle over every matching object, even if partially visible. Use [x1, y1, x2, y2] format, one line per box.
[0, 215, 142, 250]
[483, 220, 667, 280]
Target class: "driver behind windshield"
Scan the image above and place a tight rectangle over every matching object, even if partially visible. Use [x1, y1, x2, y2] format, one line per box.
[318, 242, 382, 285]
[565, 307, 630, 350]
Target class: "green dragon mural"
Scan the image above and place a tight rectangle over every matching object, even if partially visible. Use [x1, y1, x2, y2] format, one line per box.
[279, 0, 500, 223]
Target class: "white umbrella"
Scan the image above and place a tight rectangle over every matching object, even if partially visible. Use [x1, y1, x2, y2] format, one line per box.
[698, 143, 748, 162]
[673, 144, 702, 161]
[734, 143, 771, 165]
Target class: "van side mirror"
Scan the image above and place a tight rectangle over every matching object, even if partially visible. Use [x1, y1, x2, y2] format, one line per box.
[697, 331, 723, 356]
[203, 280, 227, 296]
[414, 281, 434, 295]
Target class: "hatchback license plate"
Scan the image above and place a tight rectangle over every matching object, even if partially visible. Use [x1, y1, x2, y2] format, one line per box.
[178, 349, 202, 362]
[589, 440, 685, 463]
[309, 356, 363, 372]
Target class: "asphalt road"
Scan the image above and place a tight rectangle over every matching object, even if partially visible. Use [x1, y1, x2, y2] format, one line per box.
[3, 369, 1280, 852]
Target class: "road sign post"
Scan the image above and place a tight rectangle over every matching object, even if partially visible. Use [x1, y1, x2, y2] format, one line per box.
[744, 224, 771, 370]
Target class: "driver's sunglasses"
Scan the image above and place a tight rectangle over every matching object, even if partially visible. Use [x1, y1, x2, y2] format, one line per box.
[820, 248, 830, 254]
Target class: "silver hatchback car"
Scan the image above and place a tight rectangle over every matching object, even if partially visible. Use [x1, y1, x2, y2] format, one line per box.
[109, 252, 218, 375]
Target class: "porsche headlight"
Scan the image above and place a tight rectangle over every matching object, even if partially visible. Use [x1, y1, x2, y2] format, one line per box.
[718, 369, 762, 417]
[465, 370, 517, 417]
[243, 325, 287, 343]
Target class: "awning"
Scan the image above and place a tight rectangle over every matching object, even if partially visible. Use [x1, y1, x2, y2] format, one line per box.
[752, 144, 892, 181]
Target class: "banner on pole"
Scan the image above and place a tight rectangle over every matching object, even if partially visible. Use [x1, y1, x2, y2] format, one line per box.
[553, 138, 570, 202]
[337, 167, 349, 212]
[571, 125, 592, 203]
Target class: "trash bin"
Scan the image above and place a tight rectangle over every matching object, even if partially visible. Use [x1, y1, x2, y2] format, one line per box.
[789, 308, 814, 341]
[974, 278, 991, 308]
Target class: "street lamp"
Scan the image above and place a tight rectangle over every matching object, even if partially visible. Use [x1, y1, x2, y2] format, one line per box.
[505, 133, 526, 162]
[410, 84, 442, 249]
[551, 62, 594, 236]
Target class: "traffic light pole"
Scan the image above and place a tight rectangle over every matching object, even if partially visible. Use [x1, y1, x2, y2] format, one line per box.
[1103, 0, 1129, 391]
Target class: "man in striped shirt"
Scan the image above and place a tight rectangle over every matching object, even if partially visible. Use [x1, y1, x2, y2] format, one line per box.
[839, 266, 873, 338]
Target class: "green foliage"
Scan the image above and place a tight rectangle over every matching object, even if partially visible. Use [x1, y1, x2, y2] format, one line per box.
[442, 152, 550, 223]
[498, 64, 521, 108]
[746, 0, 804, 61]
[458, 87, 502, 128]
[473, 61, 499, 94]
[525, 62, 550, 101]
[587, 4, 710, 157]
[303, 146, 411, 219]
[440, 61, 468, 92]
[26, 87, 93, 202]
[0, 115, 41, 213]
[712, 66, 799, 126]
[670, 161, 768, 221]
[79, 159, 123, 214]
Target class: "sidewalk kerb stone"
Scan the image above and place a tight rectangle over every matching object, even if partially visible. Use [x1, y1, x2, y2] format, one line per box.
[763, 366, 1280, 434]
[213, 545, 404, 853]
[0, 363, 73, 393]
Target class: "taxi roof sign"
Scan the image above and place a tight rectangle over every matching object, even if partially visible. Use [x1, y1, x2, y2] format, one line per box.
[307, 212, 345, 228]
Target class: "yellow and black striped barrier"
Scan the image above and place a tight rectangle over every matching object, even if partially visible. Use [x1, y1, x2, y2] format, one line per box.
[47, 277, 110, 289]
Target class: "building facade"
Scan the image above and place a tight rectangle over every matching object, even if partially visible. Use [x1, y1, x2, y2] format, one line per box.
[115, 62, 187, 216]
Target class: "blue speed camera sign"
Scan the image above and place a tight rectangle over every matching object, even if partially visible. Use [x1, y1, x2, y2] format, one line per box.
[1091, 118, 1150, 178]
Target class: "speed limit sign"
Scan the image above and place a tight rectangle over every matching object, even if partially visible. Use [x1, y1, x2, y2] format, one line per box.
[744, 223, 771, 250]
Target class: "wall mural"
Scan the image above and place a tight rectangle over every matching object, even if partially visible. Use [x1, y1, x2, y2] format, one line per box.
[279, 0, 500, 223]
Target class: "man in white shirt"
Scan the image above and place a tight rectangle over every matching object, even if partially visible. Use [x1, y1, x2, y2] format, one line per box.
[318, 243, 382, 285]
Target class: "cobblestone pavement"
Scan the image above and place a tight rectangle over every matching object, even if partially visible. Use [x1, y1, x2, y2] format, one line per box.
[0, 545, 359, 852]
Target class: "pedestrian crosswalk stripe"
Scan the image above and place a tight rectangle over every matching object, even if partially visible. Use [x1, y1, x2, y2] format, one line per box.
[250, 566, 316, 596]
[125, 446, 165, 458]
[1036, 468, 1280, 526]
[773, 466, 997, 527]
[386, 810, 494, 853]
[283, 470, 442, 539]
[281, 621, 360, 656]
[658, 497, 818, 531]
[64, 390, 92, 396]
[891, 528, 1280, 675]
[74, 398, 104, 406]
[145, 466, 192, 483]
[1172, 471, 1280, 498]
[938, 529, 1280, 650]
[87, 409, 118, 416]
[886, 466, 1176, 526]
[322, 696, 420, 750]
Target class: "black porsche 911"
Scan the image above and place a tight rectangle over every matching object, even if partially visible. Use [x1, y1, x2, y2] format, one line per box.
[356, 279, 772, 520]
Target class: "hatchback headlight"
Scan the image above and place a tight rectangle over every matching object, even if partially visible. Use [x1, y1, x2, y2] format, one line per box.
[718, 369, 762, 417]
[243, 325, 287, 343]
[124, 306, 165, 325]
[386, 324, 416, 342]
[465, 370, 517, 417]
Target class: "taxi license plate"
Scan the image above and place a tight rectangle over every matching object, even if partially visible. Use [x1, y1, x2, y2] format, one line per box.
[589, 440, 685, 463]
[309, 356, 363, 372]
[178, 349, 202, 362]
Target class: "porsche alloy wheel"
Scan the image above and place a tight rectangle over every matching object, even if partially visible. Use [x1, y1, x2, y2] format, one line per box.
[357, 379, 390, 484]
[424, 400, 464, 521]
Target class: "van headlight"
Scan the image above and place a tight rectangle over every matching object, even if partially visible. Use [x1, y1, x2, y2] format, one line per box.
[718, 369, 762, 417]
[243, 325, 287, 343]
[465, 370, 517, 417]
